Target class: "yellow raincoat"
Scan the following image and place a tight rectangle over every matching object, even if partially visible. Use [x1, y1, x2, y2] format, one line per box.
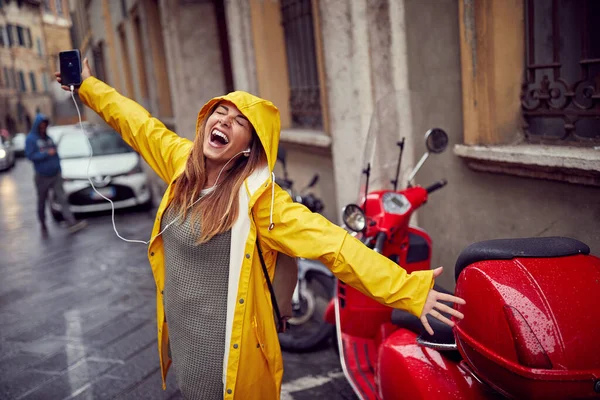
[79, 77, 434, 399]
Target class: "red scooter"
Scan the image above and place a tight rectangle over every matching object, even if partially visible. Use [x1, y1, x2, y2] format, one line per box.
[324, 91, 600, 399]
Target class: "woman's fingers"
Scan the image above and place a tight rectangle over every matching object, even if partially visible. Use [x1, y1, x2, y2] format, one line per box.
[432, 266, 443, 278]
[437, 292, 466, 305]
[420, 315, 434, 336]
[430, 309, 455, 328]
[434, 302, 464, 320]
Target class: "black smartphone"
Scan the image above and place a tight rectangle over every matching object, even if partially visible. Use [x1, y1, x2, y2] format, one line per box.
[59, 49, 82, 87]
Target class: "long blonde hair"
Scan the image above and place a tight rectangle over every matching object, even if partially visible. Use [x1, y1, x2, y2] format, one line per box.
[170, 110, 266, 243]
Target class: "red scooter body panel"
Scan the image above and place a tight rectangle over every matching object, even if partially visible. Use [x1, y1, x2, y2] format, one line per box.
[454, 254, 600, 399]
[378, 329, 494, 400]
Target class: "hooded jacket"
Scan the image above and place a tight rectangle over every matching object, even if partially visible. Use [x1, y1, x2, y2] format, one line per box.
[79, 77, 434, 399]
[25, 113, 61, 177]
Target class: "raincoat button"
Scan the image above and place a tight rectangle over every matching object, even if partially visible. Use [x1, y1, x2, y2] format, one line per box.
[233, 344, 238, 349]
[239, 298, 244, 304]
[227, 389, 232, 394]
[245, 253, 250, 259]
[151, 252, 155, 256]
[256, 344, 260, 348]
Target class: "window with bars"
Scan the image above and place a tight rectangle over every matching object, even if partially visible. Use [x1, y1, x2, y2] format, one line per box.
[18, 71, 26, 92]
[521, 0, 600, 144]
[280, 0, 322, 129]
[29, 72, 37, 92]
[0, 25, 4, 47]
[56, 0, 63, 16]
[7, 24, 14, 46]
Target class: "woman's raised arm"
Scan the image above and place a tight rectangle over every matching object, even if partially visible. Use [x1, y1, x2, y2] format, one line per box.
[56, 59, 192, 183]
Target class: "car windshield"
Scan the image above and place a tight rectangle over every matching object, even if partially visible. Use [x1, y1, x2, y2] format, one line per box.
[58, 130, 134, 159]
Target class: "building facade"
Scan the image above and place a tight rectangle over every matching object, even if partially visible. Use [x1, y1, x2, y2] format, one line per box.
[0, 0, 52, 134]
[69, 0, 599, 289]
[41, 0, 77, 125]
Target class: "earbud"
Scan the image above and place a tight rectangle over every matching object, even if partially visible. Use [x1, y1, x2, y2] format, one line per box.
[243, 148, 251, 157]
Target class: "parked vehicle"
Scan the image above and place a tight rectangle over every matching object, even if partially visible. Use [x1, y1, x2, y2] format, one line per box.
[275, 146, 336, 352]
[11, 133, 27, 157]
[50, 125, 153, 221]
[0, 135, 16, 171]
[324, 91, 600, 400]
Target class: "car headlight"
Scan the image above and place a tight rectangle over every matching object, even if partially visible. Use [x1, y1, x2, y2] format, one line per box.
[0, 149, 5, 159]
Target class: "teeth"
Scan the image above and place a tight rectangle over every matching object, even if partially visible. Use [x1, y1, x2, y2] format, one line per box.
[212, 129, 229, 144]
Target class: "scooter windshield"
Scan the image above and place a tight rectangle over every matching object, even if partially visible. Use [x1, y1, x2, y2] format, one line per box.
[358, 90, 413, 204]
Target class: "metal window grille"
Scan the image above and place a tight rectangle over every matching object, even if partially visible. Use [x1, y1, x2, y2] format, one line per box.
[56, 0, 63, 16]
[521, 0, 600, 144]
[18, 71, 26, 92]
[280, 0, 322, 129]
[29, 72, 36, 92]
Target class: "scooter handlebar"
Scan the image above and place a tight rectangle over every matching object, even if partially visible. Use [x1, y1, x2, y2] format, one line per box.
[373, 232, 387, 254]
[425, 179, 448, 194]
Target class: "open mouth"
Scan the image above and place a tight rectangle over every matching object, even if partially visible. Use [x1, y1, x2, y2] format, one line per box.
[209, 128, 230, 148]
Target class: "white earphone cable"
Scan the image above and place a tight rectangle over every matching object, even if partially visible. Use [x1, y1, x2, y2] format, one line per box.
[69, 86, 249, 246]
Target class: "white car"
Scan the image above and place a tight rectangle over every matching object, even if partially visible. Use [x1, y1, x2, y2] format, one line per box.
[0, 136, 16, 171]
[11, 133, 27, 157]
[50, 126, 153, 220]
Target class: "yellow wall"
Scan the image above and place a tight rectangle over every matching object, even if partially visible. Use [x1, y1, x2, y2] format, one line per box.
[249, 0, 291, 129]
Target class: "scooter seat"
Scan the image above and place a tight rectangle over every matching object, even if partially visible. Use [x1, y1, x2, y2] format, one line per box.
[455, 236, 590, 282]
[390, 284, 459, 352]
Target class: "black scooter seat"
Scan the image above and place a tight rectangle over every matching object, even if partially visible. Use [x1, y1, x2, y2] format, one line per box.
[455, 237, 590, 282]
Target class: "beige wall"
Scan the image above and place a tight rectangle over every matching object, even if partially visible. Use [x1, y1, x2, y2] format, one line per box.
[159, 0, 227, 140]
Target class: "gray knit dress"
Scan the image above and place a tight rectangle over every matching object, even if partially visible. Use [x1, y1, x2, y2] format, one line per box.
[161, 200, 231, 400]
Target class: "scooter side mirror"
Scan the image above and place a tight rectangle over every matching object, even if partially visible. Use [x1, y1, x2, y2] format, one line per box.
[425, 128, 449, 154]
[307, 174, 319, 189]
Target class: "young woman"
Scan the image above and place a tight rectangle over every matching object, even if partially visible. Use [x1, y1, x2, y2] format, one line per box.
[57, 59, 465, 400]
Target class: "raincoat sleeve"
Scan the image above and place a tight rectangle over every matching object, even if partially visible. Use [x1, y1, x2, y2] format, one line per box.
[256, 186, 435, 318]
[78, 77, 192, 183]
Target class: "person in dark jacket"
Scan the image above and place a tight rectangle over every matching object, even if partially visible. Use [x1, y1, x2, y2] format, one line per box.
[25, 113, 87, 235]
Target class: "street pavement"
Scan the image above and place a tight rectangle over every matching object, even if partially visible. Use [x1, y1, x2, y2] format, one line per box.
[0, 159, 357, 400]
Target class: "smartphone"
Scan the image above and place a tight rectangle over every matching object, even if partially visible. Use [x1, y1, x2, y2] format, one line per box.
[59, 49, 82, 87]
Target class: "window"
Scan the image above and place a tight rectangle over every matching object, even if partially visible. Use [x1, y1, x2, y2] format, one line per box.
[44, 0, 51, 13]
[280, 0, 322, 129]
[26, 28, 32, 48]
[56, 0, 63, 16]
[6, 24, 14, 47]
[18, 71, 26, 92]
[16, 26, 24, 46]
[29, 72, 37, 92]
[133, 14, 149, 100]
[92, 41, 107, 82]
[3, 67, 9, 88]
[118, 25, 134, 97]
[36, 38, 43, 56]
[0, 25, 4, 47]
[521, 0, 600, 144]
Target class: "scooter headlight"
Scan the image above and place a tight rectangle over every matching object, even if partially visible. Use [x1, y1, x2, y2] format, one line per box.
[0, 149, 6, 159]
[342, 204, 366, 232]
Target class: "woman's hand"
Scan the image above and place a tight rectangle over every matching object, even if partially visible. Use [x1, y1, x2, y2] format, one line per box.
[55, 57, 93, 92]
[420, 267, 466, 335]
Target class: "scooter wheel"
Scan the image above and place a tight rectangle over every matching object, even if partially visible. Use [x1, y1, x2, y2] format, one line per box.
[278, 272, 335, 352]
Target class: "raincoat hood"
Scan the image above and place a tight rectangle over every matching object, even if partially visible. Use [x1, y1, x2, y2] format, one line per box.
[30, 113, 50, 136]
[196, 91, 280, 173]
